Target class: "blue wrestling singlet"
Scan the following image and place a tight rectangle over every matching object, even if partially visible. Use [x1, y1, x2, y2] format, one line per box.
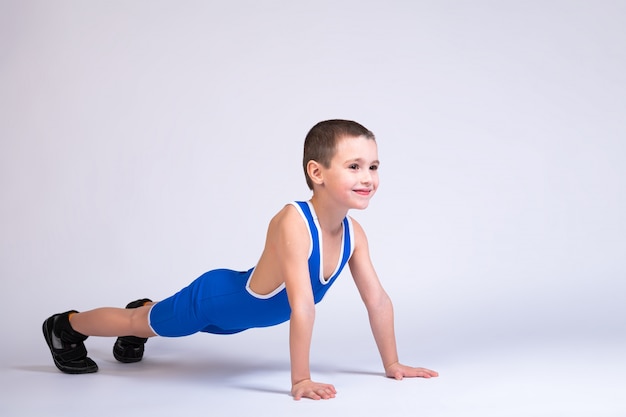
[148, 201, 355, 337]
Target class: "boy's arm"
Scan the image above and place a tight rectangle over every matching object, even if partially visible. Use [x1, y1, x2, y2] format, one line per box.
[270, 207, 337, 400]
[348, 219, 439, 379]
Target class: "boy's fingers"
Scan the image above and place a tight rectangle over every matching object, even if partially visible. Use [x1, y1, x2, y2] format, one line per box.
[421, 368, 439, 377]
[387, 365, 439, 380]
[293, 382, 337, 400]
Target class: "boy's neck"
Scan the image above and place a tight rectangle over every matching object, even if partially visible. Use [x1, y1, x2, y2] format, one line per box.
[309, 195, 347, 235]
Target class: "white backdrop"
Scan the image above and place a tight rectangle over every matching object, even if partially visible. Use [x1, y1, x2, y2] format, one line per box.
[1, 1, 625, 415]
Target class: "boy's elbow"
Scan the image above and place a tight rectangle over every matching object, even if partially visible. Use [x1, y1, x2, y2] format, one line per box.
[365, 291, 392, 312]
[290, 302, 316, 321]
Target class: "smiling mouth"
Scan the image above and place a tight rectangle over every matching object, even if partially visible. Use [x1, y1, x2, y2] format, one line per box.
[354, 189, 371, 196]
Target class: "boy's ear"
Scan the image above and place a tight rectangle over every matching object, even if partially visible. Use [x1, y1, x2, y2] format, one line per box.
[306, 160, 324, 186]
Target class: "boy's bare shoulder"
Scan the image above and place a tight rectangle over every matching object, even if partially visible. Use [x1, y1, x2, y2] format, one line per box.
[266, 204, 308, 242]
[347, 215, 366, 238]
[269, 203, 301, 227]
[346, 216, 371, 255]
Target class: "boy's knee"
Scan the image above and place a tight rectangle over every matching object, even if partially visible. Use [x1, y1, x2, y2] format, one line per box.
[129, 306, 155, 337]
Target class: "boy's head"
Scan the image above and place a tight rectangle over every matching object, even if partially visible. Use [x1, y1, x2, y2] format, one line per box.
[303, 119, 376, 190]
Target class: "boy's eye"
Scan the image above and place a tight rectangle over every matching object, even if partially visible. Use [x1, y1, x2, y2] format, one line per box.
[349, 164, 359, 170]
[369, 165, 379, 171]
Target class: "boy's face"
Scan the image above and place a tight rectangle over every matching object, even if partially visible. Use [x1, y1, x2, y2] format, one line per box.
[323, 135, 379, 210]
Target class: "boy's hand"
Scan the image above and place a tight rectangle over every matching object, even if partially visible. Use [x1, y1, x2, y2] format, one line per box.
[291, 379, 337, 400]
[385, 362, 439, 380]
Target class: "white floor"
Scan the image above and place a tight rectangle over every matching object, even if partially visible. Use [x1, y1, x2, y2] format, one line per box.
[2, 321, 624, 417]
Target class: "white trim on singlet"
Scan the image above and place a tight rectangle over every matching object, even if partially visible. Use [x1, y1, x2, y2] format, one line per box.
[347, 215, 355, 258]
[246, 268, 285, 299]
[306, 201, 348, 285]
[291, 201, 314, 259]
[147, 303, 161, 336]
[245, 202, 313, 299]
[245, 201, 353, 299]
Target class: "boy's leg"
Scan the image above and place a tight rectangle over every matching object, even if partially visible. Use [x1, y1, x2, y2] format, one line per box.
[68, 305, 156, 338]
[113, 298, 153, 363]
[43, 303, 156, 374]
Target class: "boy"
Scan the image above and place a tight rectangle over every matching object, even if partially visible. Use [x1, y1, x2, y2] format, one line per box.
[42, 119, 438, 401]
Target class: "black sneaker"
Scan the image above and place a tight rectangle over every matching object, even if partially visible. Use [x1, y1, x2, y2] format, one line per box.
[42, 311, 98, 374]
[113, 298, 152, 363]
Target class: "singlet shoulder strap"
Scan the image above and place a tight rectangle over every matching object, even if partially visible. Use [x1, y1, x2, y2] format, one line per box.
[343, 215, 355, 261]
[288, 201, 354, 280]
[288, 201, 317, 259]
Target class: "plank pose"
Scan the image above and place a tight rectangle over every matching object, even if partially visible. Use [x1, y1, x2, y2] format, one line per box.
[43, 119, 438, 400]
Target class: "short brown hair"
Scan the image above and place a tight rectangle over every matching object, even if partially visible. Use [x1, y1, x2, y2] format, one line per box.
[303, 119, 375, 190]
